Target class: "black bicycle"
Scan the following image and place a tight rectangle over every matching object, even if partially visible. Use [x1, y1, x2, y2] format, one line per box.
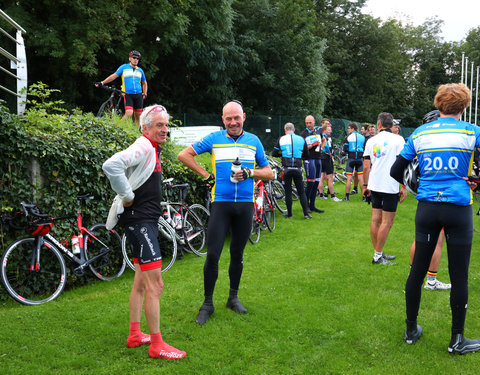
[0, 195, 125, 305]
[96, 84, 124, 118]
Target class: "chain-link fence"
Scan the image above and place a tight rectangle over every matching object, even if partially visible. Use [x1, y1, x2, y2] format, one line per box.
[170, 113, 416, 151]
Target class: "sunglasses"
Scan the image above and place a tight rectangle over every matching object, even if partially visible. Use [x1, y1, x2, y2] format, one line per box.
[145, 105, 167, 117]
[131, 56, 140, 60]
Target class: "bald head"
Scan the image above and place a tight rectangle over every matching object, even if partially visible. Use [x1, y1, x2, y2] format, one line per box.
[222, 101, 245, 137]
[305, 115, 315, 131]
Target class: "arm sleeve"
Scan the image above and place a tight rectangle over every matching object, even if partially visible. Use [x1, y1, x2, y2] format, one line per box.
[272, 137, 281, 157]
[390, 155, 410, 184]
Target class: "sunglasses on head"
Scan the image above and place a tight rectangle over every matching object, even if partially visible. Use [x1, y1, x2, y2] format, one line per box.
[145, 105, 167, 117]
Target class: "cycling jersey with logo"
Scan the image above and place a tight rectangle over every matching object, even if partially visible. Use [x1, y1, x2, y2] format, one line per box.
[115, 64, 146, 94]
[300, 128, 322, 159]
[321, 134, 333, 155]
[192, 130, 269, 203]
[401, 117, 480, 205]
[274, 133, 307, 167]
[343, 132, 365, 159]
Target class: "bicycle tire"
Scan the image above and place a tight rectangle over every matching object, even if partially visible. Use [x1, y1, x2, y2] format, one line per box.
[248, 219, 261, 244]
[96, 101, 113, 117]
[121, 219, 177, 273]
[0, 237, 67, 305]
[264, 195, 276, 232]
[271, 180, 287, 214]
[85, 223, 125, 281]
[184, 204, 209, 256]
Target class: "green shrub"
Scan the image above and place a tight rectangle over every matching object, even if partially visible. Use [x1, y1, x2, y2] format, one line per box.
[0, 84, 210, 301]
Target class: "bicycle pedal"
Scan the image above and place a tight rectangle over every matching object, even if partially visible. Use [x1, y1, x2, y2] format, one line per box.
[73, 266, 85, 277]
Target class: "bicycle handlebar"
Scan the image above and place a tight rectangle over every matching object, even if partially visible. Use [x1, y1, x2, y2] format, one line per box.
[97, 84, 125, 95]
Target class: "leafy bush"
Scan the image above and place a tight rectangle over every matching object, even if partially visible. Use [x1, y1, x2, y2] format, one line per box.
[0, 83, 210, 301]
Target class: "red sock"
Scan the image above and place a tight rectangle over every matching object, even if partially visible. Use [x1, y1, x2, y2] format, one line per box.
[129, 322, 141, 336]
[150, 332, 163, 348]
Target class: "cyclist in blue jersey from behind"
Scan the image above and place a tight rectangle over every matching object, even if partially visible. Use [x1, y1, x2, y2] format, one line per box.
[177, 100, 274, 325]
[272, 122, 311, 218]
[343, 122, 365, 201]
[391, 83, 480, 354]
[96, 50, 147, 126]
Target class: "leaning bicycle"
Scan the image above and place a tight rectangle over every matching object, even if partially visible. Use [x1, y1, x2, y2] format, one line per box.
[0, 195, 125, 305]
[96, 84, 124, 118]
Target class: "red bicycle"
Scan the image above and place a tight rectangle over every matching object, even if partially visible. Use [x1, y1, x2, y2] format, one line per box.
[249, 179, 276, 244]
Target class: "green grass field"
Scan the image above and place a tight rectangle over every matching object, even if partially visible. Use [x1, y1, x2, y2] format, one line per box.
[1, 187, 480, 374]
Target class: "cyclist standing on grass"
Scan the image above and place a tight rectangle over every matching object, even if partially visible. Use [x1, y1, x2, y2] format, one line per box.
[272, 122, 311, 219]
[362, 112, 406, 266]
[95, 50, 147, 126]
[102, 104, 186, 360]
[391, 83, 480, 353]
[177, 100, 273, 325]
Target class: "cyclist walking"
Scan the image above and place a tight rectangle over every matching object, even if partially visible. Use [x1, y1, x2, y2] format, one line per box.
[103, 104, 186, 360]
[177, 100, 274, 325]
[96, 50, 147, 126]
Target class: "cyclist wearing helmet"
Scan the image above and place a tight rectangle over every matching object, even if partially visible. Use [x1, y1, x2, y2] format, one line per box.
[96, 50, 147, 125]
[391, 83, 480, 354]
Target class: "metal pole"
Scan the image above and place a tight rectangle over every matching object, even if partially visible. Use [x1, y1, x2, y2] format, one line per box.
[469, 62, 474, 122]
[461, 52, 465, 84]
[464, 58, 469, 121]
[476, 66, 479, 125]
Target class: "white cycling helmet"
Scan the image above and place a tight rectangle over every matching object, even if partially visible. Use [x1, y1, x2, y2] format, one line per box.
[403, 158, 419, 195]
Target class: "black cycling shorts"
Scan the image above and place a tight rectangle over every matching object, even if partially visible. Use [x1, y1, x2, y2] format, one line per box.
[370, 191, 399, 212]
[124, 93, 144, 112]
[321, 158, 334, 175]
[124, 222, 162, 271]
[415, 201, 473, 246]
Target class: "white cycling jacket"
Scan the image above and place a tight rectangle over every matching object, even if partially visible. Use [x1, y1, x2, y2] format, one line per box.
[102, 135, 156, 229]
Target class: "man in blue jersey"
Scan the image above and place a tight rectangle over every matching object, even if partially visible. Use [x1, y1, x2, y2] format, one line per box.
[300, 115, 326, 213]
[96, 50, 148, 125]
[391, 83, 480, 354]
[177, 100, 274, 325]
[318, 123, 341, 201]
[343, 123, 365, 201]
[272, 122, 311, 219]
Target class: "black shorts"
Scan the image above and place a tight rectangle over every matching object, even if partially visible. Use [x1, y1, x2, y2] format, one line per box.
[321, 158, 334, 175]
[124, 222, 162, 271]
[370, 191, 399, 212]
[124, 93, 143, 112]
[415, 201, 473, 246]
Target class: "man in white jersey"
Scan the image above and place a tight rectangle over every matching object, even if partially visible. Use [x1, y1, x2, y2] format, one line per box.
[362, 112, 406, 265]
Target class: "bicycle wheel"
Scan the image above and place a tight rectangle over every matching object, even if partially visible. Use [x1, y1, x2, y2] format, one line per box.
[248, 218, 261, 244]
[184, 204, 209, 256]
[0, 237, 67, 305]
[121, 233, 135, 271]
[264, 195, 276, 232]
[272, 180, 287, 214]
[96, 100, 113, 117]
[85, 223, 125, 281]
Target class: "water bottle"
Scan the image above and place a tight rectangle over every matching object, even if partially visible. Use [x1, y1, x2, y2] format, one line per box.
[256, 195, 263, 208]
[71, 235, 80, 255]
[174, 212, 182, 229]
[163, 210, 171, 225]
[230, 157, 242, 183]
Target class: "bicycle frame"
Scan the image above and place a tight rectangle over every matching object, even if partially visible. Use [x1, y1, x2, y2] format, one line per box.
[253, 179, 274, 223]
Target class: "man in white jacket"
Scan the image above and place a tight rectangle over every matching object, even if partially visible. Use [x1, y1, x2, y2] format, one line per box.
[103, 104, 186, 360]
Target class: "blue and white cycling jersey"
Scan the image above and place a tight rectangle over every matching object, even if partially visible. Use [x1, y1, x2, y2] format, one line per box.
[192, 130, 269, 203]
[343, 132, 365, 159]
[400, 117, 480, 206]
[115, 64, 146, 94]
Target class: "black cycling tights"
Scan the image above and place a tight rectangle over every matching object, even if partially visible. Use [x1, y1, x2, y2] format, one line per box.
[203, 201, 254, 299]
[405, 201, 473, 335]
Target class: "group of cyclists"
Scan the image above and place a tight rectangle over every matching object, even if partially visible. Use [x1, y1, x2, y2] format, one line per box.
[98, 50, 480, 357]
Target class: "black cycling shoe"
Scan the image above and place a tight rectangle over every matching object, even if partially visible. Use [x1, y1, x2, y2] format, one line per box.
[310, 207, 324, 213]
[404, 324, 423, 344]
[226, 298, 248, 314]
[448, 334, 480, 354]
[195, 304, 214, 325]
[304, 214, 312, 219]
[382, 253, 396, 260]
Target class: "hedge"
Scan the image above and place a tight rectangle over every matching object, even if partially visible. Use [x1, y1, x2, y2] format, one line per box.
[0, 84, 208, 301]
